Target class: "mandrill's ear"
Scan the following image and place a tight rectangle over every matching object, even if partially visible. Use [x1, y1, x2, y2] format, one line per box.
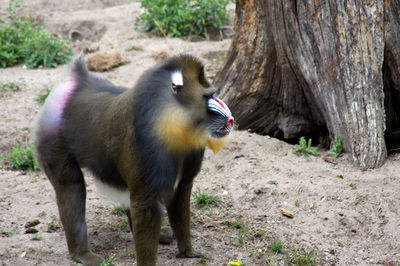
[171, 70, 183, 94]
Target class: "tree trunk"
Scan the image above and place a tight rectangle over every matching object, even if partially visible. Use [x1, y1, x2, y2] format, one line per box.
[215, 0, 400, 169]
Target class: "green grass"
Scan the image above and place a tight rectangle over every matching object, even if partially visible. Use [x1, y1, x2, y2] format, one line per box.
[47, 220, 55, 230]
[192, 188, 220, 208]
[270, 239, 283, 253]
[254, 229, 266, 238]
[237, 229, 249, 247]
[1, 78, 25, 91]
[100, 256, 114, 266]
[36, 87, 51, 104]
[118, 218, 129, 230]
[222, 219, 243, 229]
[328, 136, 343, 158]
[112, 206, 125, 216]
[265, 240, 318, 266]
[284, 248, 317, 266]
[0, 0, 72, 68]
[135, 0, 232, 38]
[30, 235, 42, 241]
[1, 142, 39, 171]
[292, 137, 317, 157]
[2, 229, 19, 237]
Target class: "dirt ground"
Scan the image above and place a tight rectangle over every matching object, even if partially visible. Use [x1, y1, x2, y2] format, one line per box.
[1, 1, 400, 265]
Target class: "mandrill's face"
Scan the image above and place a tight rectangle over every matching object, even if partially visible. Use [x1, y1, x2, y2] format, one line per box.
[206, 96, 234, 138]
[156, 56, 234, 154]
[203, 95, 234, 154]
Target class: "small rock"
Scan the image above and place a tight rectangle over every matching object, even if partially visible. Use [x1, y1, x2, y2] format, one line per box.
[152, 49, 171, 62]
[280, 208, 294, 218]
[85, 50, 130, 72]
[25, 219, 40, 228]
[41, 225, 50, 232]
[254, 187, 267, 194]
[25, 228, 38, 234]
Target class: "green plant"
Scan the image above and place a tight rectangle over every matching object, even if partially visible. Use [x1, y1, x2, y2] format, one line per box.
[254, 229, 266, 238]
[292, 137, 317, 157]
[269, 239, 283, 253]
[136, 0, 232, 38]
[20, 28, 72, 68]
[2, 229, 19, 237]
[222, 219, 243, 229]
[295, 199, 300, 207]
[328, 136, 343, 158]
[284, 248, 317, 266]
[30, 235, 42, 241]
[237, 229, 249, 247]
[36, 87, 51, 104]
[0, 0, 72, 68]
[1, 78, 25, 91]
[112, 206, 125, 216]
[100, 256, 114, 266]
[192, 188, 220, 208]
[47, 220, 55, 230]
[1, 143, 39, 171]
[200, 257, 207, 263]
[118, 218, 129, 230]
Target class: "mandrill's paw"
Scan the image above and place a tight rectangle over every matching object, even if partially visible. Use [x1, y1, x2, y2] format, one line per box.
[176, 250, 204, 258]
[72, 251, 105, 266]
[159, 226, 174, 244]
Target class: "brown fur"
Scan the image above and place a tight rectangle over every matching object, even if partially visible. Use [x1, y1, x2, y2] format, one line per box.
[34, 54, 233, 266]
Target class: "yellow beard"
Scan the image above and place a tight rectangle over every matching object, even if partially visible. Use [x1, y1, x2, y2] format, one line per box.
[207, 137, 230, 154]
[156, 106, 230, 154]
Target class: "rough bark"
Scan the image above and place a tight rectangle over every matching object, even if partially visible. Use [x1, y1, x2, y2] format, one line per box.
[384, 0, 400, 153]
[215, 0, 400, 169]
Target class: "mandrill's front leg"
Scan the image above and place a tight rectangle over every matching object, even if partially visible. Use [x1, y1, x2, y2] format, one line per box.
[130, 198, 162, 266]
[167, 181, 203, 258]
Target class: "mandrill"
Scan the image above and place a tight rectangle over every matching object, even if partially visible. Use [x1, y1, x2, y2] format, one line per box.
[34, 53, 234, 266]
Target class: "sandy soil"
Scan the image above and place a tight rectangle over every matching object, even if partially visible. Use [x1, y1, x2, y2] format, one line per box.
[1, 1, 400, 265]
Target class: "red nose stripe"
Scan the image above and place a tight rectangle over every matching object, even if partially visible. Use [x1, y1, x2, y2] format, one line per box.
[214, 97, 234, 127]
[214, 97, 229, 114]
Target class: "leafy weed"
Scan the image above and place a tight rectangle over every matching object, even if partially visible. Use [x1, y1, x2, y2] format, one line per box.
[1, 143, 39, 171]
[0, 0, 72, 68]
[136, 0, 233, 38]
[192, 188, 220, 208]
[328, 136, 343, 158]
[292, 137, 317, 157]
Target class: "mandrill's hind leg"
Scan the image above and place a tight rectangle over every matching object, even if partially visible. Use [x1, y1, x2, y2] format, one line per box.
[125, 209, 174, 244]
[41, 152, 103, 266]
